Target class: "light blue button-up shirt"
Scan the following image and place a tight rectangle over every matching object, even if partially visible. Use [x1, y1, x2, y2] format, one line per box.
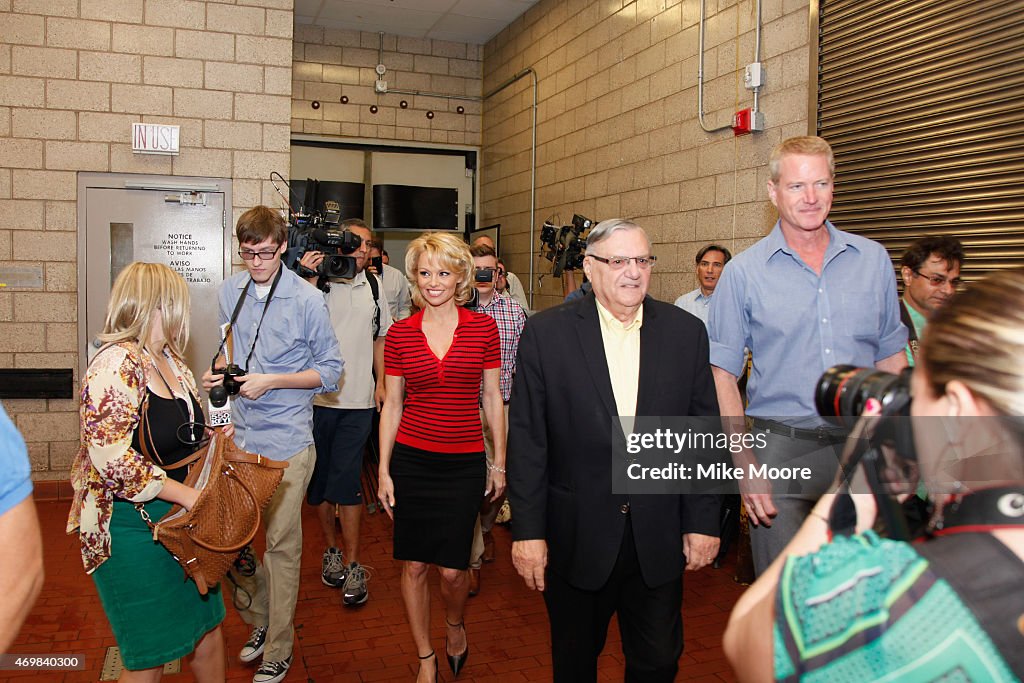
[708, 221, 907, 425]
[220, 266, 343, 459]
[0, 406, 31, 516]
[674, 288, 712, 325]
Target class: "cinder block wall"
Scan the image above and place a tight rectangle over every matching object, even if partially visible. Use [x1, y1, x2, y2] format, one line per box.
[291, 27, 482, 146]
[481, 0, 812, 309]
[0, 0, 294, 481]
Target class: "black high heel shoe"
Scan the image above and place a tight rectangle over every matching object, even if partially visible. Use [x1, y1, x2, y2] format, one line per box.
[417, 650, 437, 681]
[445, 619, 469, 677]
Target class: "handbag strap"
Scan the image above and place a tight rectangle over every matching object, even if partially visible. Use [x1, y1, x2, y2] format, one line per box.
[137, 388, 166, 466]
[136, 385, 211, 469]
[222, 450, 289, 469]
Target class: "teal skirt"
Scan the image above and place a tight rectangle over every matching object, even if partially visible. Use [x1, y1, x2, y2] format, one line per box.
[92, 499, 225, 671]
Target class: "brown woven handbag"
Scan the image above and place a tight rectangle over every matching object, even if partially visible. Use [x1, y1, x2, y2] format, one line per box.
[138, 429, 288, 595]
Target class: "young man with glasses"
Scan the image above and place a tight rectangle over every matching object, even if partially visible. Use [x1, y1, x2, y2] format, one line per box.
[509, 219, 721, 681]
[898, 236, 965, 365]
[203, 206, 343, 683]
[472, 235, 531, 312]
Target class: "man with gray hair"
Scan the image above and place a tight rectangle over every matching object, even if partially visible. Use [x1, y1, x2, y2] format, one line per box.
[708, 135, 907, 575]
[509, 219, 721, 681]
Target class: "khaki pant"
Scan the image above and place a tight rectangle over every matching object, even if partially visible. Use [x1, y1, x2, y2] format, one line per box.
[470, 405, 508, 568]
[232, 445, 315, 661]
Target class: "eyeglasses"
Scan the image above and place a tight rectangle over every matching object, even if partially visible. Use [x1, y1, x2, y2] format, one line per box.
[588, 254, 657, 270]
[912, 268, 962, 288]
[238, 248, 279, 261]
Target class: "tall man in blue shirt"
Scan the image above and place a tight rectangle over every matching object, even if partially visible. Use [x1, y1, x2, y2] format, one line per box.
[707, 136, 907, 575]
[203, 206, 343, 683]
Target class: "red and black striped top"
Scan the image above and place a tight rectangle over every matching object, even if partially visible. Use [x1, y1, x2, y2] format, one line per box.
[385, 306, 500, 453]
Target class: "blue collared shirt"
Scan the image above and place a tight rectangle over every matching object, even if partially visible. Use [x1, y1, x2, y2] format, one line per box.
[708, 221, 907, 423]
[0, 405, 31, 516]
[674, 288, 711, 325]
[220, 266, 343, 458]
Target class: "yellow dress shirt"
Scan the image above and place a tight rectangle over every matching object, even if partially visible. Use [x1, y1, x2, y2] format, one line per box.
[595, 300, 643, 419]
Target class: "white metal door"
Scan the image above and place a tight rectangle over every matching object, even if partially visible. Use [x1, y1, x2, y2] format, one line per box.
[78, 175, 232, 386]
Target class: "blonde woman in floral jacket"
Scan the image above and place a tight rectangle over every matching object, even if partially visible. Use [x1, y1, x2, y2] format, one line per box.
[67, 262, 226, 682]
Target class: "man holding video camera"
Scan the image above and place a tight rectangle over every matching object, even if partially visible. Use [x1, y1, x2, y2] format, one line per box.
[298, 218, 392, 608]
[203, 206, 342, 683]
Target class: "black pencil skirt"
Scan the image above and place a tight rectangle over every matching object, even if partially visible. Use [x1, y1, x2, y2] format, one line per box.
[390, 442, 486, 570]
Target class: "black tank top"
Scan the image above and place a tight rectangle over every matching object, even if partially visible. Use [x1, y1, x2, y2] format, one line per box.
[131, 390, 205, 484]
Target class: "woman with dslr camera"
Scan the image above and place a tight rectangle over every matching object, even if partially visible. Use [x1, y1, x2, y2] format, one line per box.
[68, 262, 227, 681]
[725, 271, 1024, 681]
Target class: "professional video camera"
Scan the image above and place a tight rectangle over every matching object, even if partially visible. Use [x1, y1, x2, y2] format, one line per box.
[271, 173, 362, 290]
[540, 214, 594, 276]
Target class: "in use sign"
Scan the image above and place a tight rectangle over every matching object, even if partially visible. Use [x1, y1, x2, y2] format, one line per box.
[131, 123, 180, 155]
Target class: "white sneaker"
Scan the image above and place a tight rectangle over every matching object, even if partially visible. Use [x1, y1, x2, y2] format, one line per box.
[253, 655, 291, 683]
[239, 625, 267, 663]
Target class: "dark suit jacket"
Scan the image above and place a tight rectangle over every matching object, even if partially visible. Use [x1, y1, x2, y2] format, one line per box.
[508, 292, 721, 591]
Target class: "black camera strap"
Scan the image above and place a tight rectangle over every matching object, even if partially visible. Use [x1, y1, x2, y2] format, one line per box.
[928, 487, 1024, 534]
[365, 270, 381, 341]
[210, 265, 283, 372]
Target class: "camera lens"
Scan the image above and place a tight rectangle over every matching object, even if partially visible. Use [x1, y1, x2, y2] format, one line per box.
[322, 254, 356, 279]
[815, 364, 910, 426]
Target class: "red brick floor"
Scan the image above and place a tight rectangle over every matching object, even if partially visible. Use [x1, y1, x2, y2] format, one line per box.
[4, 500, 746, 682]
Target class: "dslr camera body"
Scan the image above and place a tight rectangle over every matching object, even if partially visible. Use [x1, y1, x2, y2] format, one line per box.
[209, 363, 246, 408]
[816, 364, 918, 539]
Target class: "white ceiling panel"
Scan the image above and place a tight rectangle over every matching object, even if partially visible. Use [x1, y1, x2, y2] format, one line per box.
[378, 0, 458, 11]
[433, 13, 507, 38]
[299, 0, 540, 44]
[451, 0, 534, 22]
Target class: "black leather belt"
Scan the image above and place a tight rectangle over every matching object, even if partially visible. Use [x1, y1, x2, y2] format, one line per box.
[750, 417, 847, 443]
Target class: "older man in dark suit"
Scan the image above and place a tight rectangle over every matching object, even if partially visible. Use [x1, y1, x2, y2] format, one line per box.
[508, 219, 721, 682]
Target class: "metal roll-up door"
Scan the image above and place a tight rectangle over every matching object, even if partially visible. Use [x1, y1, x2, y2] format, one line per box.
[816, 0, 1024, 282]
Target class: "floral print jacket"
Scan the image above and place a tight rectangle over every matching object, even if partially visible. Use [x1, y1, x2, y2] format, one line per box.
[66, 341, 198, 574]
